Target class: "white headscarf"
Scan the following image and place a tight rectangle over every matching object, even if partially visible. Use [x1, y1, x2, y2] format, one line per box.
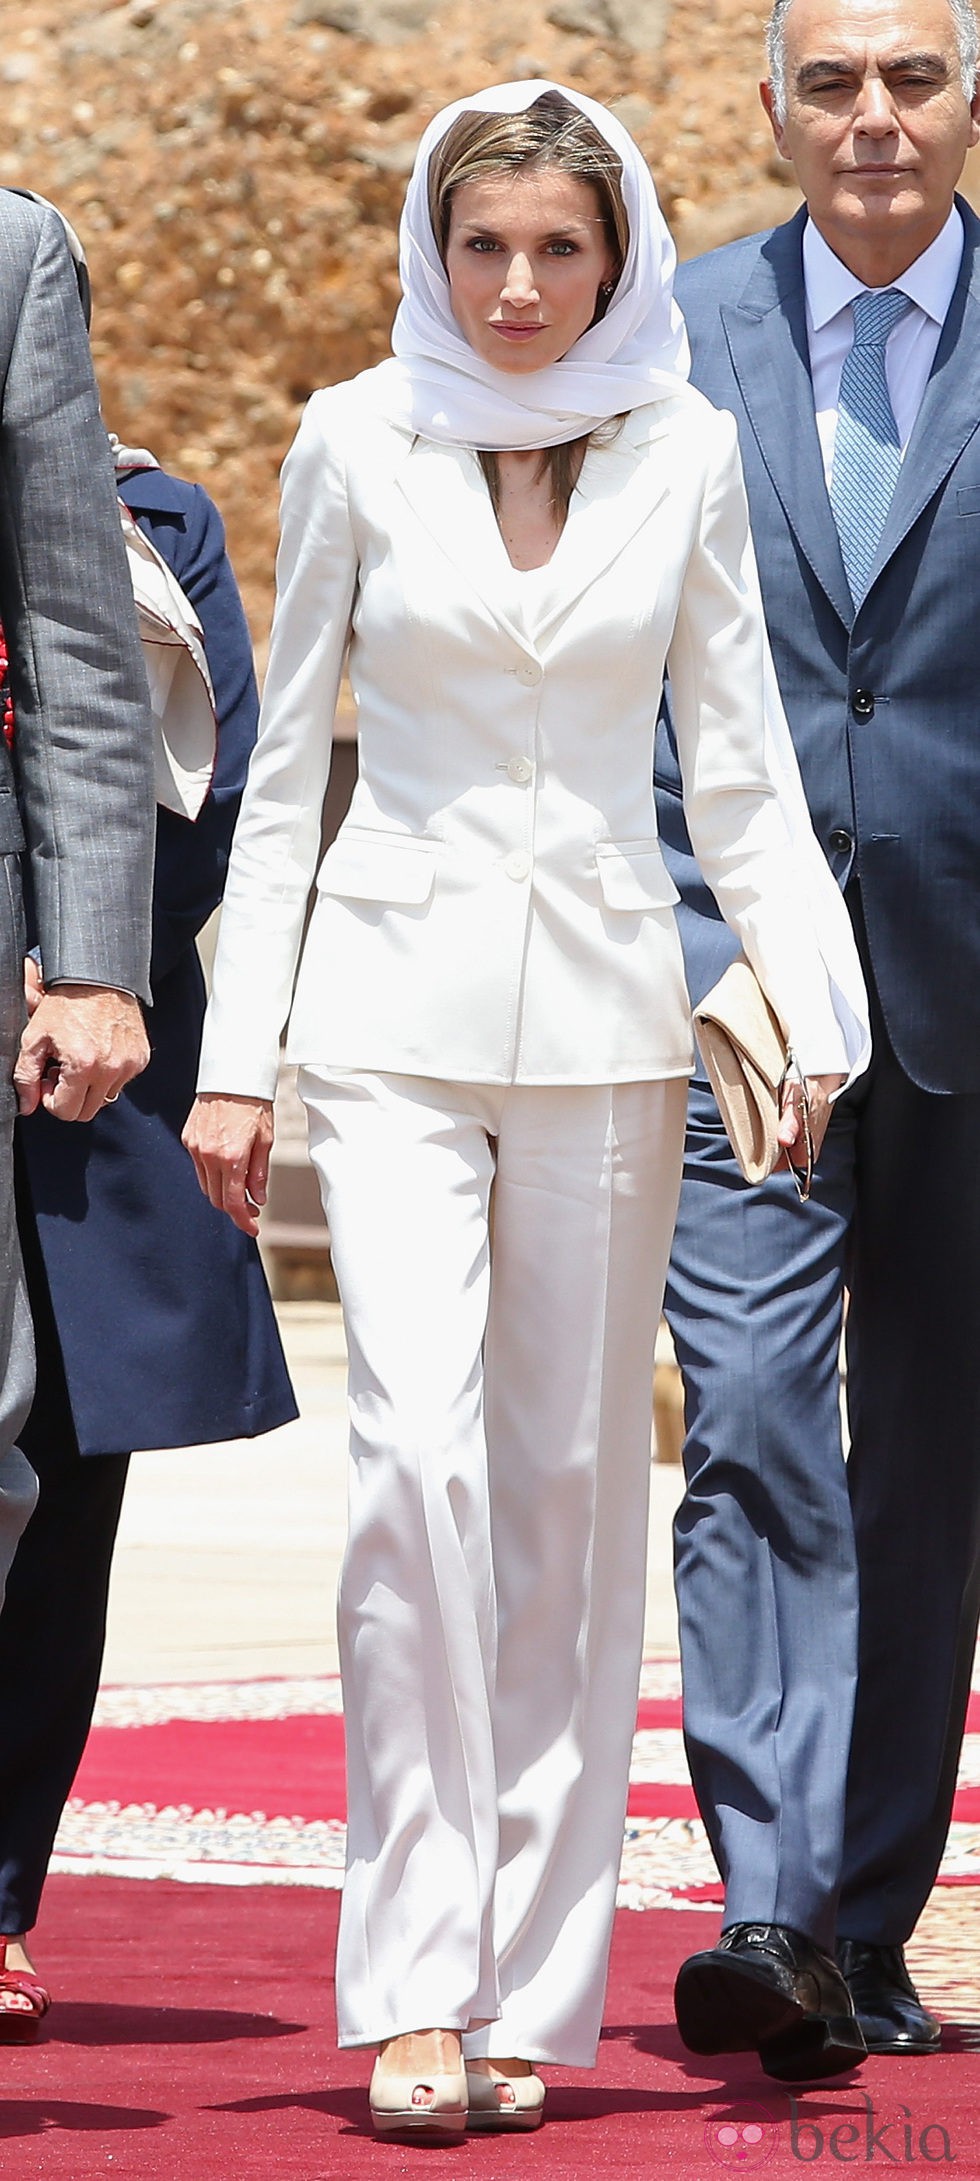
[370, 79, 691, 451]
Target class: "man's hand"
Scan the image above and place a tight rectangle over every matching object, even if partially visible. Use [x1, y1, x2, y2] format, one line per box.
[182, 1093, 275, 1238]
[23, 956, 43, 1017]
[14, 984, 149, 1122]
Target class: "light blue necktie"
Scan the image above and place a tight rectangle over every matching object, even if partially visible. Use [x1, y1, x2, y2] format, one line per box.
[830, 286, 913, 605]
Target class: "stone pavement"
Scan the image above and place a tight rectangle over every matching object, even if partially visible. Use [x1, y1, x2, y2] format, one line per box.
[101, 1301, 685, 1685]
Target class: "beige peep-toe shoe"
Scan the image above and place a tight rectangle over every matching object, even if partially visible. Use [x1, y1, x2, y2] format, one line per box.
[368, 2055, 468, 2141]
[465, 2064, 546, 2132]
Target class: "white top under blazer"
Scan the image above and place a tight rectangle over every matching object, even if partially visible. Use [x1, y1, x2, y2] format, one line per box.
[198, 371, 868, 1101]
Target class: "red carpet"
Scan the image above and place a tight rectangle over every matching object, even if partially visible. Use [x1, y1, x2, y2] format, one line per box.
[71, 1701, 693, 1822]
[55, 1669, 980, 1901]
[63, 1705, 980, 1855]
[12, 1664, 980, 2174]
[6, 1879, 980, 2180]
[73, 1716, 348, 1828]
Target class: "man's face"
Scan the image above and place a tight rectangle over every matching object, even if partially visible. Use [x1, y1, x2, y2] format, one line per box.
[762, 0, 980, 260]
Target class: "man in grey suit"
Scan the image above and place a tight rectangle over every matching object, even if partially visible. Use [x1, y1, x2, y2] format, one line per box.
[0, 191, 153, 1606]
[655, 0, 980, 2081]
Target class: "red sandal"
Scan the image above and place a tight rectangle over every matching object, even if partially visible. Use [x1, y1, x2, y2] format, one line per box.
[0, 1938, 51, 2042]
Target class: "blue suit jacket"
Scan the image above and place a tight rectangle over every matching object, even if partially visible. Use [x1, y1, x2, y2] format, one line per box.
[655, 197, 980, 1095]
[16, 469, 297, 1456]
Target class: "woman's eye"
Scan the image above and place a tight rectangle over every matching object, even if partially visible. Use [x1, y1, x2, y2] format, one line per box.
[548, 240, 578, 256]
[468, 237, 500, 253]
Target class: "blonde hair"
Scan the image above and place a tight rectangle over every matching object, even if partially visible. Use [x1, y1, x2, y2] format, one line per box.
[428, 90, 629, 516]
[428, 90, 629, 279]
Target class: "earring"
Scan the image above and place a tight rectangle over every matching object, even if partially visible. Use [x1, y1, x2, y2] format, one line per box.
[600, 279, 616, 298]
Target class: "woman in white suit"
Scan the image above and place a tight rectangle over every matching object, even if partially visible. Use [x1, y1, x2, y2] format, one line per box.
[185, 81, 869, 2141]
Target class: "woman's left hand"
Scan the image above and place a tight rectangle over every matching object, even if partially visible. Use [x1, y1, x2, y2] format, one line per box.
[778, 1072, 845, 1170]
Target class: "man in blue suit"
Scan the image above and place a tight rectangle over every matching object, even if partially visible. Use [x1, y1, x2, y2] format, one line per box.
[657, 0, 980, 2082]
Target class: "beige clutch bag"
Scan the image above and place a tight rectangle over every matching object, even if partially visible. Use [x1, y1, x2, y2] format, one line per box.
[693, 957, 801, 1189]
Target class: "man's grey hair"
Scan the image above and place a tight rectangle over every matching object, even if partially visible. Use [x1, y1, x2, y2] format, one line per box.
[765, 0, 979, 121]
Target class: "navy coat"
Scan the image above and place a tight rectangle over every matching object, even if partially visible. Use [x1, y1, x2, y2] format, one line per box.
[16, 466, 297, 1456]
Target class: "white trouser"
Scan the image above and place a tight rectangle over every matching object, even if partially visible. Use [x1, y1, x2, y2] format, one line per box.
[300, 1069, 687, 2065]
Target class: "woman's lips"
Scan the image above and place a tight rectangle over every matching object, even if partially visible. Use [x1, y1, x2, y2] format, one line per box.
[492, 321, 546, 340]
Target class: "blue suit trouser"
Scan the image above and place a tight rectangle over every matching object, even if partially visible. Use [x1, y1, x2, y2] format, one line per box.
[667, 906, 980, 1950]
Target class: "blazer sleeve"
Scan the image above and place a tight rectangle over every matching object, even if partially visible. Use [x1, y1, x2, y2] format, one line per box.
[196, 386, 359, 1099]
[667, 407, 870, 1079]
[133, 481, 260, 987]
[0, 207, 154, 1000]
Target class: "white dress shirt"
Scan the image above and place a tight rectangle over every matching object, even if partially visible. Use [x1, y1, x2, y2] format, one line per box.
[803, 208, 963, 488]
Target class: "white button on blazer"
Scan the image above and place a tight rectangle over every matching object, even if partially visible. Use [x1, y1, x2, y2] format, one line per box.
[198, 372, 865, 1102]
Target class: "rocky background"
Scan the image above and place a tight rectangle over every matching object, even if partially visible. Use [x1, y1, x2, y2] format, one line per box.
[5, 0, 979, 640]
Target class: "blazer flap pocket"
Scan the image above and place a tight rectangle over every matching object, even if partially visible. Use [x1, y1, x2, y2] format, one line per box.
[595, 839, 680, 911]
[316, 831, 436, 906]
[957, 487, 980, 516]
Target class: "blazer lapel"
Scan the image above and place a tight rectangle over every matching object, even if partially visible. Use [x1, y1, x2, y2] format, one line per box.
[395, 437, 537, 659]
[722, 210, 854, 628]
[530, 414, 672, 644]
[396, 413, 671, 656]
[863, 198, 980, 595]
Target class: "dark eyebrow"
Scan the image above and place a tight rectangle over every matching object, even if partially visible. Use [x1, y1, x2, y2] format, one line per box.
[796, 49, 950, 88]
[881, 49, 950, 73]
[455, 219, 593, 237]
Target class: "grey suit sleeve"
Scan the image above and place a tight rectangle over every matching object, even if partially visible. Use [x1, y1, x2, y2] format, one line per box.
[0, 204, 154, 1001]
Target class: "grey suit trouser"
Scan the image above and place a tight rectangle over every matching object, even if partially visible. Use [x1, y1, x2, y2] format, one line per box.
[0, 855, 37, 1611]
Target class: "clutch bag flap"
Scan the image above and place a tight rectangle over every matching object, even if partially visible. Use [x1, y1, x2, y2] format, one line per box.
[693, 956, 787, 1185]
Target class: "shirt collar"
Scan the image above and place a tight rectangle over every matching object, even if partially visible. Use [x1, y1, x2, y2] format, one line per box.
[803, 204, 963, 332]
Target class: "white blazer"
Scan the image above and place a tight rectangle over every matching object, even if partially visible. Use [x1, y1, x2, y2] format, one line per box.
[198, 372, 868, 1101]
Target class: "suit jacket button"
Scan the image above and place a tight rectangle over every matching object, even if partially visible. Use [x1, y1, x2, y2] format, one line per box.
[829, 828, 853, 854]
[851, 689, 875, 720]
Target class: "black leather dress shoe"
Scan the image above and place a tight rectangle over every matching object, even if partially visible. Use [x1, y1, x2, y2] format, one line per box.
[836, 1940, 942, 2055]
[675, 1922, 867, 2082]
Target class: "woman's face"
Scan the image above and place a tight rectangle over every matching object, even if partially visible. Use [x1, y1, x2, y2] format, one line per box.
[444, 165, 617, 375]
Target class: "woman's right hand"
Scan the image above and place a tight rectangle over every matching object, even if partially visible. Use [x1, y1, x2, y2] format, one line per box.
[182, 1093, 275, 1238]
[777, 1072, 845, 1164]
